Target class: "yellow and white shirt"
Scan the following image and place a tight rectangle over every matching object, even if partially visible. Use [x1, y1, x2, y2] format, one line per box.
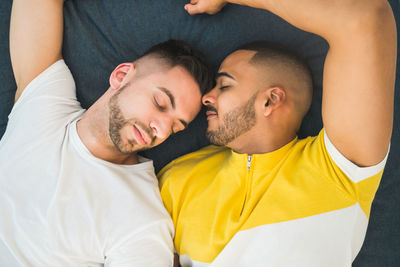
[159, 130, 388, 267]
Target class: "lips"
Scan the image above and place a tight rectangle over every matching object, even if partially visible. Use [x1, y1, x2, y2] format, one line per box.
[133, 125, 149, 145]
[206, 110, 217, 116]
[206, 106, 218, 120]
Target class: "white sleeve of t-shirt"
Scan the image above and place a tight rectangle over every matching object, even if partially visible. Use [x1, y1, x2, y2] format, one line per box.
[8, 60, 83, 138]
[105, 220, 174, 267]
[324, 130, 389, 183]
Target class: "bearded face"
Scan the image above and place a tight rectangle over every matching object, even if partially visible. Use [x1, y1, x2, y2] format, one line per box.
[205, 92, 257, 146]
[108, 87, 155, 154]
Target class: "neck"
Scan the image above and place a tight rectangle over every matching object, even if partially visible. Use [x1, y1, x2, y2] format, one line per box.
[227, 123, 297, 155]
[76, 91, 139, 165]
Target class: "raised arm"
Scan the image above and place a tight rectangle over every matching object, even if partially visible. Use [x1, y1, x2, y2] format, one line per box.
[10, 0, 65, 102]
[186, 0, 397, 167]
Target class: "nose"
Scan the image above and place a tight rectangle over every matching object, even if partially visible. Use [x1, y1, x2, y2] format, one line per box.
[150, 113, 174, 141]
[202, 86, 218, 106]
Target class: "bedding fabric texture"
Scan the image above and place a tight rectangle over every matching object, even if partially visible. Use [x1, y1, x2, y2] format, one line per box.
[0, 0, 399, 265]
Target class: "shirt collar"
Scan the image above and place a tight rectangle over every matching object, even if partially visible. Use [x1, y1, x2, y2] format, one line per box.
[228, 137, 298, 171]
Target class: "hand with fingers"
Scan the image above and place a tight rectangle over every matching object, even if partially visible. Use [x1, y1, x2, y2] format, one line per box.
[184, 0, 227, 15]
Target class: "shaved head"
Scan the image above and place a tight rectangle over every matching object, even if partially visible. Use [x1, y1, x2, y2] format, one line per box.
[238, 41, 313, 130]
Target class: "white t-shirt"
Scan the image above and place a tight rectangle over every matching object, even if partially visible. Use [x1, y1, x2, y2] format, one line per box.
[0, 60, 174, 266]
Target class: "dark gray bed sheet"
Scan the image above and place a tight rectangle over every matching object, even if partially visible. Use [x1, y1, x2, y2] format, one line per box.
[0, 0, 399, 265]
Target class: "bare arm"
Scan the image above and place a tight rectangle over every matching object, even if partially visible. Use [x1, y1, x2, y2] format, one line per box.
[10, 0, 65, 102]
[186, 0, 397, 166]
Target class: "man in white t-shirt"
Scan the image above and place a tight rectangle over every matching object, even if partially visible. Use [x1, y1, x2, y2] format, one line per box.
[0, 0, 213, 266]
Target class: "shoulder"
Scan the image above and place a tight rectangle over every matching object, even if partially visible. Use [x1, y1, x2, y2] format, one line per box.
[158, 145, 229, 181]
[291, 129, 388, 183]
[21, 60, 72, 90]
[14, 60, 75, 106]
[283, 131, 322, 160]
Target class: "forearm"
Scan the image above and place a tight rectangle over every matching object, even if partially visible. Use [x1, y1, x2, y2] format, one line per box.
[226, 0, 394, 42]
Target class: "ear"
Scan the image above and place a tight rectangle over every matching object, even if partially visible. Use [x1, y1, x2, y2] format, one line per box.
[261, 87, 286, 117]
[109, 63, 135, 90]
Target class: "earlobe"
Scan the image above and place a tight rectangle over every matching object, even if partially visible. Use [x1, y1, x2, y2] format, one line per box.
[261, 89, 272, 117]
[109, 63, 135, 90]
[263, 101, 272, 116]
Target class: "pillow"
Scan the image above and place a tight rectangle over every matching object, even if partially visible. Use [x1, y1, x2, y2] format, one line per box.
[0, 0, 399, 265]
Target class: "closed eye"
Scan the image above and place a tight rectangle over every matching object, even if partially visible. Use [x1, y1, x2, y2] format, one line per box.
[171, 121, 187, 135]
[170, 125, 180, 136]
[153, 96, 167, 111]
[219, 85, 230, 91]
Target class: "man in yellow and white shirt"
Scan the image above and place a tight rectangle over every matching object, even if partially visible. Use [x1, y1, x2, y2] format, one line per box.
[159, 0, 397, 266]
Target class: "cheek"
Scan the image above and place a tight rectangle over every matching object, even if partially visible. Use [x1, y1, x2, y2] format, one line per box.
[217, 95, 240, 115]
[187, 103, 202, 120]
[119, 93, 154, 120]
[120, 124, 134, 139]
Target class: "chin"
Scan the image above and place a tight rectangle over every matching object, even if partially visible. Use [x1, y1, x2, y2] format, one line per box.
[116, 141, 139, 154]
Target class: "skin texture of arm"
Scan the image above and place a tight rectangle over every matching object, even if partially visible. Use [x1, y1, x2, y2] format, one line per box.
[185, 0, 397, 167]
[10, 0, 65, 102]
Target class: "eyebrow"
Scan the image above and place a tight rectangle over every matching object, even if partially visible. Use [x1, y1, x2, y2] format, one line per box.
[216, 72, 235, 81]
[157, 87, 188, 129]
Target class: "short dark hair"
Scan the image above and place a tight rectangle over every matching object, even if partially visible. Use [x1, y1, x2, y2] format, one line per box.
[238, 41, 311, 73]
[140, 40, 214, 94]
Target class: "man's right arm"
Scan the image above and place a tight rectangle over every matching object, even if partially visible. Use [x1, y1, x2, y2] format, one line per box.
[186, 0, 397, 167]
[10, 0, 65, 102]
